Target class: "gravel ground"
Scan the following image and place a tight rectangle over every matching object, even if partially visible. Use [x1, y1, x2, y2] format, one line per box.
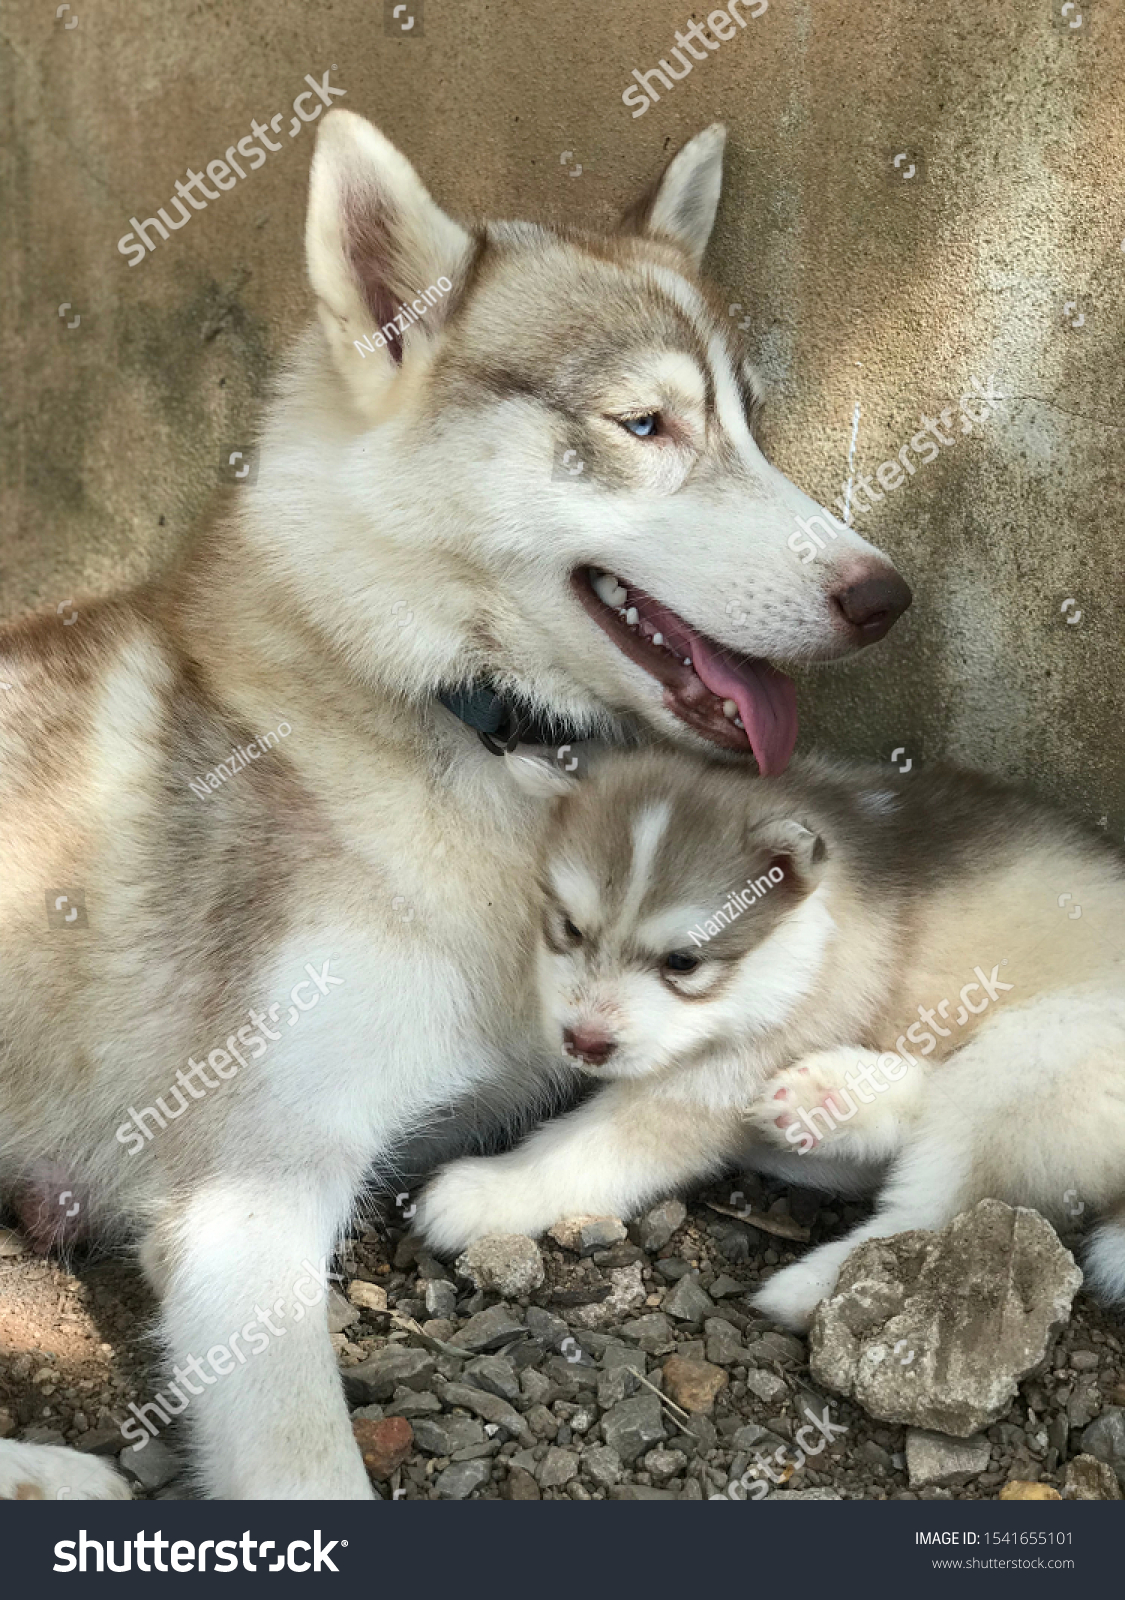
[2, 1174, 1124, 1501]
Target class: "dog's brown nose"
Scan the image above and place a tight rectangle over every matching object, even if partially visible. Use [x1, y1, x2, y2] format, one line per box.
[833, 571, 912, 643]
[563, 1026, 617, 1066]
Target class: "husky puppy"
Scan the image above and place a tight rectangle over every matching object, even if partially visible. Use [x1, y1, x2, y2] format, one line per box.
[418, 750, 1125, 1331]
[0, 112, 910, 1499]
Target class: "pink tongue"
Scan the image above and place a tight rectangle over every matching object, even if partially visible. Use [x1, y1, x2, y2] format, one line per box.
[689, 638, 799, 776]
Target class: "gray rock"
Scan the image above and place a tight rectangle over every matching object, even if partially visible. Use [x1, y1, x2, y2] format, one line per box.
[598, 1346, 645, 1407]
[342, 1346, 437, 1405]
[525, 1305, 572, 1352]
[435, 1459, 491, 1499]
[744, 1368, 788, 1406]
[441, 1380, 531, 1442]
[601, 1393, 667, 1464]
[536, 1446, 580, 1487]
[709, 1274, 746, 1299]
[383, 1391, 442, 1417]
[520, 1369, 552, 1405]
[463, 1353, 521, 1404]
[118, 1438, 181, 1492]
[1080, 1408, 1125, 1488]
[809, 1201, 1083, 1436]
[413, 1416, 486, 1456]
[634, 1199, 687, 1252]
[663, 1274, 716, 1325]
[643, 1446, 688, 1480]
[455, 1235, 545, 1297]
[548, 1215, 625, 1253]
[326, 1286, 360, 1335]
[616, 1312, 676, 1355]
[749, 1331, 806, 1365]
[731, 1422, 787, 1454]
[424, 1280, 458, 1320]
[568, 1263, 646, 1329]
[581, 1444, 623, 1487]
[450, 1303, 525, 1353]
[577, 1217, 628, 1255]
[704, 1318, 746, 1366]
[906, 1429, 991, 1487]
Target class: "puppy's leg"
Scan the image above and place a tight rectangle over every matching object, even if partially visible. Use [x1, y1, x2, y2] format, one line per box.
[154, 1174, 373, 1500]
[418, 1083, 743, 1254]
[744, 1046, 925, 1164]
[0, 1440, 132, 1500]
[752, 1132, 968, 1333]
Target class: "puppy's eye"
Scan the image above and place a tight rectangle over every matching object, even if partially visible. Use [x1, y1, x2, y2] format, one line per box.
[563, 918, 583, 944]
[618, 413, 660, 439]
[664, 951, 700, 974]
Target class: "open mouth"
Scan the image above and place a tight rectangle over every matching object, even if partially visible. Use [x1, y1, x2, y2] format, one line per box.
[573, 567, 798, 774]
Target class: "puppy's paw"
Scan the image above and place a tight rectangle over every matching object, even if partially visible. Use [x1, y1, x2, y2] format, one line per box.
[751, 1256, 841, 1334]
[416, 1157, 547, 1255]
[743, 1053, 857, 1152]
[0, 1440, 132, 1500]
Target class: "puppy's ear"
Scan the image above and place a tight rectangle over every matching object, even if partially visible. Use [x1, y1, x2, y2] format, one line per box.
[747, 817, 828, 890]
[618, 124, 726, 269]
[306, 110, 474, 417]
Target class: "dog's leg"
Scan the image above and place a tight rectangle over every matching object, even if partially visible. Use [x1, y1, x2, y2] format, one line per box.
[751, 1133, 968, 1333]
[0, 1440, 132, 1500]
[417, 1082, 743, 1254]
[743, 1045, 925, 1165]
[153, 1174, 373, 1499]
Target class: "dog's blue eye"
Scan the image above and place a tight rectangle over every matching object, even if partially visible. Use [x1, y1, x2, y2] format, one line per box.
[621, 414, 659, 438]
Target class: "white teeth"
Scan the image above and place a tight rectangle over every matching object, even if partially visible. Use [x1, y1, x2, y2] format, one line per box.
[683, 657, 693, 669]
[734, 716, 745, 730]
[652, 633, 663, 646]
[625, 607, 638, 626]
[592, 571, 628, 609]
[723, 699, 739, 721]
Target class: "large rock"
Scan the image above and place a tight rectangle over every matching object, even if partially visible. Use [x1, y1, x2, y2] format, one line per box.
[601, 1393, 667, 1463]
[455, 1235, 545, 1297]
[809, 1201, 1082, 1436]
[568, 1263, 646, 1329]
[1064, 1454, 1123, 1500]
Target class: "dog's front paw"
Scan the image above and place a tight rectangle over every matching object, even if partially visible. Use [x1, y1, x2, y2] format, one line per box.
[751, 1255, 842, 1333]
[0, 1440, 133, 1501]
[416, 1157, 548, 1255]
[744, 1051, 869, 1154]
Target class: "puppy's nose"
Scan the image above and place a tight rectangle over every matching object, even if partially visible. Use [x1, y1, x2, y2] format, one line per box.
[563, 1026, 617, 1066]
[832, 569, 912, 643]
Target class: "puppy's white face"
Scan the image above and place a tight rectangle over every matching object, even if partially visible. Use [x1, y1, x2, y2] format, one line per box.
[535, 770, 834, 1082]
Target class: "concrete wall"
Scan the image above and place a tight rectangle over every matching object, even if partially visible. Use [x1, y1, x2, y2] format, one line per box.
[4, 0, 1123, 821]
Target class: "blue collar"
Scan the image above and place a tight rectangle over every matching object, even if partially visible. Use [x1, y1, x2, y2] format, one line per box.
[438, 681, 582, 756]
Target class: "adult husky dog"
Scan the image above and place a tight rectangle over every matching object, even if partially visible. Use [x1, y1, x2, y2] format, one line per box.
[0, 111, 909, 1499]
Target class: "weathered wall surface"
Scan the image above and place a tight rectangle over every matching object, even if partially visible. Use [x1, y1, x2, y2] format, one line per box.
[3, 0, 1123, 820]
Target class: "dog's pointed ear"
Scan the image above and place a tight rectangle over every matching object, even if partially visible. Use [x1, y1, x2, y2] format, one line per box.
[306, 110, 474, 413]
[746, 816, 828, 890]
[618, 124, 726, 269]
